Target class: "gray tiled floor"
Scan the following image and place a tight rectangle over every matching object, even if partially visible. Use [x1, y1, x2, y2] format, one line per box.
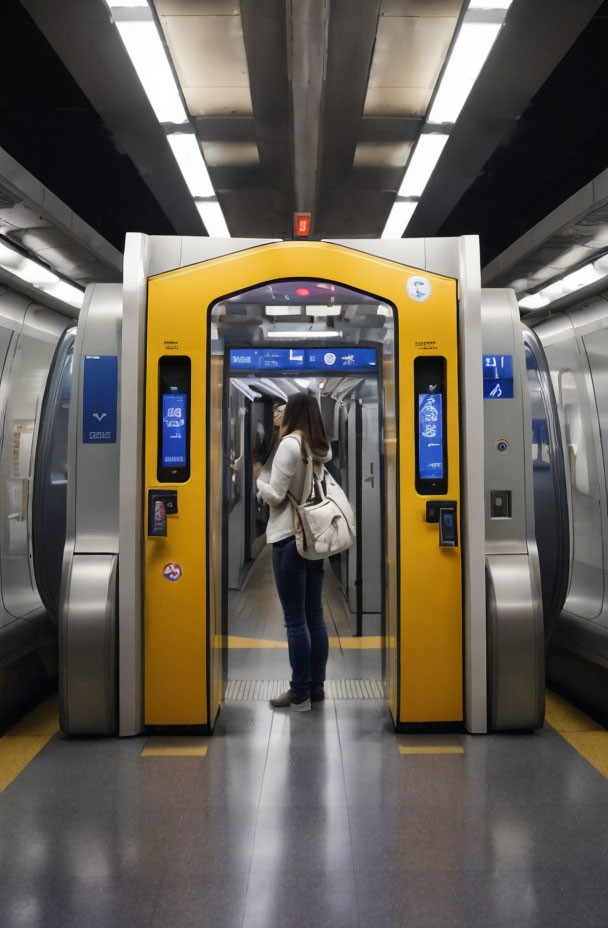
[3, 700, 608, 926]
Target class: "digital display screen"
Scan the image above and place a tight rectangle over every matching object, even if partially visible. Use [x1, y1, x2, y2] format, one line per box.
[229, 347, 377, 372]
[161, 392, 187, 468]
[418, 393, 444, 480]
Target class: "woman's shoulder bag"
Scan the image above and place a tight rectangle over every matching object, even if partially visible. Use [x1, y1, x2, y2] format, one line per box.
[287, 440, 355, 560]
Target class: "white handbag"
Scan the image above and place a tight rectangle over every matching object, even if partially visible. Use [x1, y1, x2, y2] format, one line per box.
[288, 443, 356, 560]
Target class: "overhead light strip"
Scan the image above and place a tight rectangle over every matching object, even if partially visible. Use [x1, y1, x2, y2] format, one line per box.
[382, 0, 513, 239]
[518, 255, 608, 311]
[0, 238, 85, 308]
[266, 330, 342, 339]
[105, 0, 229, 237]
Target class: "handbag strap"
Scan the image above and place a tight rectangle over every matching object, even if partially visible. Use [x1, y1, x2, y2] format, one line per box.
[299, 437, 315, 506]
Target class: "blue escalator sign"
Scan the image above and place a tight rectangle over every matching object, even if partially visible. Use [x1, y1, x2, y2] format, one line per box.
[83, 355, 118, 444]
[482, 354, 513, 398]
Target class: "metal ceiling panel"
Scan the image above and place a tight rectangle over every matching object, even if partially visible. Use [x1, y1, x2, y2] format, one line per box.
[363, 88, 432, 117]
[364, 11, 459, 116]
[155, 0, 239, 13]
[353, 142, 413, 168]
[381, 0, 463, 13]
[160, 12, 252, 115]
[201, 142, 261, 167]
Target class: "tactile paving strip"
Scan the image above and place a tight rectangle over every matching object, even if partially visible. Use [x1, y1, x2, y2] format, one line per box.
[225, 679, 384, 700]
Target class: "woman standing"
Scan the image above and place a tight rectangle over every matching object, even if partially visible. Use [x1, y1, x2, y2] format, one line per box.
[256, 393, 332, 711]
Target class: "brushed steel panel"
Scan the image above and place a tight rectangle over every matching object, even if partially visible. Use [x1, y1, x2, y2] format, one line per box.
[59, 554, 117, 735]
[486, 553, 544, 730]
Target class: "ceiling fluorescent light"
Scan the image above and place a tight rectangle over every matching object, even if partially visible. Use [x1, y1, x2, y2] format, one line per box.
[0, 240, 84, 308]
[45, 280, 85, 308]
[307, 305, 341, 316]
[196, 201, 229, 237]
[266, 330, 342, 339]
[468, 0, 513, 9]
[518, 293, 550, 310]
[167, 134, 214, 198]
[381, 201, 418, 239]
[114, 20, 188, 124]
[559, 262, 604, 292]
[264, 306, 301, 315]
[399, 135, 449, 197]
[105, 0, 149, 7]
[428, 22, 502, 124]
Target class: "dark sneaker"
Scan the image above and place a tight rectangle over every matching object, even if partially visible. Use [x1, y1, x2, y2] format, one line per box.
[311, 684, 325, 703]
[270, 689, 311, 712]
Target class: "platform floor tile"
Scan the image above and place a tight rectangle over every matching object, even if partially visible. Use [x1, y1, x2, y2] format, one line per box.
[3, 700, 608, 926]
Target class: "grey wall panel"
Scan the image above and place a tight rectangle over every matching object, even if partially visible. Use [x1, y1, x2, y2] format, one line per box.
[60, 554, 117, 735]
[60, 283, 121, 735]
[482, 288, 544, 730]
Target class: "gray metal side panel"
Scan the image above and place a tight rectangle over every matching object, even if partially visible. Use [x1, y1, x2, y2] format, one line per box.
[59, 283, 121, 735]
[486, 553, 545, 730]
[60, 554, 117, 735]
[482, 288, 544, 730]
[119, 235, 149, 736]
[458, 237, 488, 733]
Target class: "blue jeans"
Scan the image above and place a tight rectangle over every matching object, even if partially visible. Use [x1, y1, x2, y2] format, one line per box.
[272, 536, 329, 700]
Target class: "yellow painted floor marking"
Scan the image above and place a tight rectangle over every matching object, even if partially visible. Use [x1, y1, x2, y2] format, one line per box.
[545, 690, 603, 732]
[332, 636, 383, 650]
[545, 689, 608, 779]
[397, 733, 464, 755]
[226, 635, 287, 649]
[142, 735, 210, 757]
[215, 635, 383, 650]
[0, 694, 59, 793]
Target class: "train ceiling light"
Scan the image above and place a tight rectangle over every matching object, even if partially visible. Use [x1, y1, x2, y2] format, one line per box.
[0, 236, 84, 308]
[104, 0, 229, 237]
[382, 0, 514, 240]
[519, 255, 608, 311]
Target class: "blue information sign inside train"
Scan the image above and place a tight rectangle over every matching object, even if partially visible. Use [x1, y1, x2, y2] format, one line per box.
[229, 347, 377, 372]
[161, 393, 187, 467]
[82, 355, 118, 444]
[418, 393, 444, 480]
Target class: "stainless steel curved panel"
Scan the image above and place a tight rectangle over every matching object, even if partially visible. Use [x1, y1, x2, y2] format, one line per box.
[486, 553, 545, 730]
[522, 327, 570, 644]
[482, 289, 545, 730]
[59, 553, 117, 735]
[59, 283, 121, 735]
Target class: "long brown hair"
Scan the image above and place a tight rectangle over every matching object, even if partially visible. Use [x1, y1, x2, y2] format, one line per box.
[280, 393, 329, 461]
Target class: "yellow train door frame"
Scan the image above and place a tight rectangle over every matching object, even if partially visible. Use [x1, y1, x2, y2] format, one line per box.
[143, 241, 462, 730]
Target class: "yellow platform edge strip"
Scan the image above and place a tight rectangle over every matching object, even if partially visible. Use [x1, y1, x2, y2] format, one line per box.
[142, 736, 210, 756]
[0, 695, 59, 793]
[545, 689, 608, 780]
[216, 635, 382, 650]
[396, 733, 464, 755]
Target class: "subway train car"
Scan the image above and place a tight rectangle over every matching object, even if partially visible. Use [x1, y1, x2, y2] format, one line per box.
[528, 297, 608, 722]
[0, 285, 74, 729]
[58, 235, 549, 737]
[6, 234, 608, 740]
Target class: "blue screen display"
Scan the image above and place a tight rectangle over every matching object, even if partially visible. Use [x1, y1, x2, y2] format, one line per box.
[82, 355, 118, 444]
[161, 393, 187, 468]
[482, 354, 513, 379]
[418, 393, 444, 480]
[229, 347, 377, 372]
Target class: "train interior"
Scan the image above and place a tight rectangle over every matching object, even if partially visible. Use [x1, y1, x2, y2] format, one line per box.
[208, 280, 392, 695]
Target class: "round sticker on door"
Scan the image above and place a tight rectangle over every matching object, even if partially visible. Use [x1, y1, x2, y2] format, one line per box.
[163, 562, 182, 582]
[406, 275, 432, 302]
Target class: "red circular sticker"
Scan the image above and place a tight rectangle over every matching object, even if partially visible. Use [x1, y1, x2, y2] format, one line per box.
[163, 562, 182, 582]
